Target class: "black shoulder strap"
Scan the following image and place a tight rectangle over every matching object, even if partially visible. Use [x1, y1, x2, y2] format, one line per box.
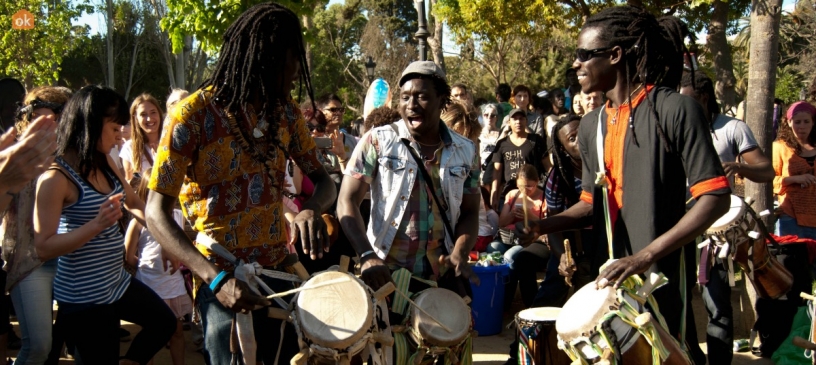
[390, 123, 456, 244]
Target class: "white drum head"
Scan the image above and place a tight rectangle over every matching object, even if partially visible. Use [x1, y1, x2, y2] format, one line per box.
[518, 307, 561, 323]
[411, 288, 471, 347]
[296, 271, 373, 349]
[708, 195, 745, 233]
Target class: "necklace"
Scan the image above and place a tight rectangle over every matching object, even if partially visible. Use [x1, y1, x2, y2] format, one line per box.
[224, 104, 284, 188]
[418, 140, 442, 161]
[609, 84, 644, 125]
[415, 138, 442, 147]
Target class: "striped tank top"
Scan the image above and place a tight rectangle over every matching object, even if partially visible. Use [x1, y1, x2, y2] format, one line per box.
[53, 157, 131, 304]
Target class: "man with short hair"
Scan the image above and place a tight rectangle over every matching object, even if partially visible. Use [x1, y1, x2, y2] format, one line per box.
[490, 108, 549, 209]
[451, 83, 473, 105]
[338, 61, 480, 288]
[316, 93, 357, 169]
[679, 71, 773, 364]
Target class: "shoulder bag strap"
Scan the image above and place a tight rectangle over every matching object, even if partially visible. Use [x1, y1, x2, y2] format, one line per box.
[392, 124, 456, 243]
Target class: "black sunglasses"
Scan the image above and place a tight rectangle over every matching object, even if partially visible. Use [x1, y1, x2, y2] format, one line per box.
[575, 46, 615, 62]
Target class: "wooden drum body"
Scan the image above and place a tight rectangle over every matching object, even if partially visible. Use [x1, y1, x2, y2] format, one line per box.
[516, 307, 571, 365]
[706, 195, 793, 299]
[556, 282, 690, 365]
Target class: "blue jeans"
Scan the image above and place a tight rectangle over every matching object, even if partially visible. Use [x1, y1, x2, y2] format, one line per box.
[197, 273, 299, 364]
[776, 214, 816, 239]
[485, 241, 523, 269]
[10, 259, 57, 365]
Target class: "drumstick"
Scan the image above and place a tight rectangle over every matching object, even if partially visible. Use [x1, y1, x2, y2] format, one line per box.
[265, 277, 350, 300]
[392, 287, 453, 333]
[522, 188, 529, 229]
[801, 292, 816, 302]
[564, 239, 573, 287]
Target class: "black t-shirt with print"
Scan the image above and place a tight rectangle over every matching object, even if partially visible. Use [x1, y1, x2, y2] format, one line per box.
[491, 134, 547, 183]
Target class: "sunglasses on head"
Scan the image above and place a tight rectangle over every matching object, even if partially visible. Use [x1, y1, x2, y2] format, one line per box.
[575, 46, 615, 62]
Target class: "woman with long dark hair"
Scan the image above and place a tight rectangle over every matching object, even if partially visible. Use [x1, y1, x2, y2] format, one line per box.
[34, 85, 175, 364]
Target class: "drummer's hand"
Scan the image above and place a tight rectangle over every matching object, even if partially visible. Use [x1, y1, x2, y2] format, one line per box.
[290, 208, 329, 260]
[440, 250, 480, 286]
[360, 256, 392, 291]
[214, 276, 271, 313]
[595, 251, 653, 289]
[722, 162, 741, 178]
[514, 221, 539, 246]
[558, 254, 576, 278]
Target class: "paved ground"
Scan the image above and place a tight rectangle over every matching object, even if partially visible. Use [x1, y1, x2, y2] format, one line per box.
[7, 277, 778, 364]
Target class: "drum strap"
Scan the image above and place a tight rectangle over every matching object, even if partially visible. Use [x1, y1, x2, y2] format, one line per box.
[595, 111, 615, 260]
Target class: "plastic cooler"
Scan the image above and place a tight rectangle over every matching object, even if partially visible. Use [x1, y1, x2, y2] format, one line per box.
[469, 263, 510, 336]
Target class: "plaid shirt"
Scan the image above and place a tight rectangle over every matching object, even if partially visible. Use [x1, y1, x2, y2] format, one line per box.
[347, 124, 479, 279]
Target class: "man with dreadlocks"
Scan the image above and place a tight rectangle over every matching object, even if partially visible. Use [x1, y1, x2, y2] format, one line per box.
[679, 72, 773, 364]
[145, 3, 336, 363]
[517, 6, 731, 362]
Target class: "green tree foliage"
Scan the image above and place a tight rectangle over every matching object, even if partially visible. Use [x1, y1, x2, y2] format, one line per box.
[0, 0, 91, 89]
[60, 0, 170, 102]
[162, 0, 324, 54]
[309, 0, 368, 122]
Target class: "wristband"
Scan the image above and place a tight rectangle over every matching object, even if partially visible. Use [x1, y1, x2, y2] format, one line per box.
[360, 250, 376, 260]
[209, 271, 229, 292]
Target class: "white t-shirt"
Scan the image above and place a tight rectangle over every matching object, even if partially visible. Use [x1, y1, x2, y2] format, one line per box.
[478, 205, 499, 237]
[134, 210, 187, 299]
[119, 140, 155, 176]
[711, 114, 759, 186]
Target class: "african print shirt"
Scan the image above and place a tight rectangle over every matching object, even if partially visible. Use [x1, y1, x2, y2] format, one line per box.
[148, 88, 322, 269]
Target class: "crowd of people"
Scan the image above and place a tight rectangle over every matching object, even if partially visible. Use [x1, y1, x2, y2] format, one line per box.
[0, 2, 813, 365]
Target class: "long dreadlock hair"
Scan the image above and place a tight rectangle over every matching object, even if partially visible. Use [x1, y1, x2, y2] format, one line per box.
[549, 114, 582, 207]
[583, 6, 694, 151]
[203, 2, 315, 160]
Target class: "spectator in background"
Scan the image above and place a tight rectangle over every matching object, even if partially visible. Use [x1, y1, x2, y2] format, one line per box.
[0, 78, 25, 133]
[534, 90, 553, 117]
[564, 68, 581, 111]
[1, 86, 66, 365]
[165, 89, 189, 112]
[442, 102, 482, 148]
[581, 90, 604, 113]
[774, 101, 816, 239]
[490, 108, 549, 210]
[503, 85, 543, 138]
[549, 88, 569, 116]
[363, 106, 401, 134]
[451, 83, 474, 105]
[480, 104, 502, 189]
[121, 94, 164, 181]
[572, 94, 585, 116]
[495, 83, 513, 123]
[317, 93, 357, 170]
[476, 187, 499, 252]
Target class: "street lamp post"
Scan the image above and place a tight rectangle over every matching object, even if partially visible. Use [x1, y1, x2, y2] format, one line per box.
[364, 56, 377, 83]
[415, 0, 429, 61]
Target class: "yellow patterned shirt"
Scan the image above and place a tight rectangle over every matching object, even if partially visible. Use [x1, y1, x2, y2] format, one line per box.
[148, 88, 321, 269]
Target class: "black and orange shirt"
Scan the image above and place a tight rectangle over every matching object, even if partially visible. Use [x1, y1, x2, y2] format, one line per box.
[578, 86, 729, 262]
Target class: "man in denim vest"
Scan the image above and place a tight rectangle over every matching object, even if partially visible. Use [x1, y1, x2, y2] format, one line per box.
[337, 61, 481, 291]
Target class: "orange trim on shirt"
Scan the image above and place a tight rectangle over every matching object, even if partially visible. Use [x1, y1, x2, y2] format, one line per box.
[689, 176, 730, 199]
[580, 190, 593, 204]
[603, 85, 654, 211]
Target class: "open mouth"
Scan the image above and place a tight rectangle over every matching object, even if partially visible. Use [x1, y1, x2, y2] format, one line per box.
[406, 116, 424, 127]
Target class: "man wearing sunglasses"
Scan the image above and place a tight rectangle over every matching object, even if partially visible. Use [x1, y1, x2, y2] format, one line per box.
[516, 8, 729, 362]
[316, 94, 357, 171]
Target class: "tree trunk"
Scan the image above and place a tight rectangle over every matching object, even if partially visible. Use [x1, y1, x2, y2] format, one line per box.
[427, 0, 446, 72]
[708, 0, 739, 114]
[106, 0, 115, 89]
[627, 0, 644, 8]
[745, 0, 782, 230]
[302, 15, 313, 70]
